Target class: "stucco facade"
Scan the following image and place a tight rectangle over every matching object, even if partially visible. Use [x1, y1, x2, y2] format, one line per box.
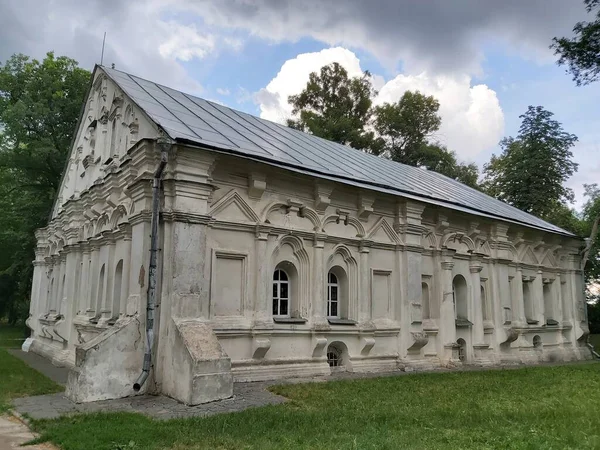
[25, 67, 592, 405]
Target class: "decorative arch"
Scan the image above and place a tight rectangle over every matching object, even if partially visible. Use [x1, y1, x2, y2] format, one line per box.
[299, 206, 322, 232]
[211, 189, 260, 223]
[84, 220, 96, 240]
[442, 232, 475, 254]
[262, 201, 320, 231]
[326, 244, 359, 321]
[270, 234, 310, 319]
[322, 214, 365, 238]
[110, 205, 128, 229]
[453, 274, 469, 322]
[95, 214, 110, 235]
[262, 201, 289, 223]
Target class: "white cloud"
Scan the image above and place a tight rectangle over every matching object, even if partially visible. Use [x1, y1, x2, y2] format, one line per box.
[216, 87, 230, 95]
[256, 48, 504, 160]
[158, 22, 216, 61]
[257, 47, 366, 123]
[376, 74, 504, 159]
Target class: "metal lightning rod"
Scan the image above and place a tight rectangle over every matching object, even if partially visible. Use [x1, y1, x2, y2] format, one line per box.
[100, 32, 106, 66]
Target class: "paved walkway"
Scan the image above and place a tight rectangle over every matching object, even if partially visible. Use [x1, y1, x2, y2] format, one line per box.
[0, 415, 57, 450]
[7, 350, 69, 386]
[13, 382, 287, 420]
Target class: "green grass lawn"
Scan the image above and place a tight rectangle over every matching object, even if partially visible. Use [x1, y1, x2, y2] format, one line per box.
[589, 334, 600, 352]
[0, 321, 29, 349]
[28, 363, 600, 450]
[0, 323, 63, 413]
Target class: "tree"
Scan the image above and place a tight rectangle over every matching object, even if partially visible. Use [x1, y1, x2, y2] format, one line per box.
[0, 52, 90, 323]
[581, 183, 600, 281]
[287, 63, 380, 152]
[552, 0, 600, 86]
[288, 65, 480, 186]
[482, 106, 578, 218]
[412, 143, 479, 188]
[373, 91, 441, 164]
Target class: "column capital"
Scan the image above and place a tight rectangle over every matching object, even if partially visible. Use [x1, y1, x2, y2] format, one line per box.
[441, 261, 454, 271]
[469, 263, 483, 274]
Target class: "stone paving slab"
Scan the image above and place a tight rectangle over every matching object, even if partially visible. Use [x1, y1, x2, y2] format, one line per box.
[0, 415, 58, 450]
[12, 382, 288, 421]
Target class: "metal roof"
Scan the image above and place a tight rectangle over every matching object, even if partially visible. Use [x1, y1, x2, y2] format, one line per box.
[100, 65, 573, 237]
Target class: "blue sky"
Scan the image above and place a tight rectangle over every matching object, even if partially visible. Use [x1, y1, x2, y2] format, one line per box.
[1, 0, 598, 209]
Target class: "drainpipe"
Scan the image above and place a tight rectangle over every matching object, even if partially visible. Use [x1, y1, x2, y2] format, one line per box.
[587, 341, 600, 359]
[133, 137, 171, 392]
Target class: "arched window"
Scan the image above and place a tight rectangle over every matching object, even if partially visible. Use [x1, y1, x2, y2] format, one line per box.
[453, 275, 468, 321]
[97, 264, 106, 314]
[327, 272, 339, 318]
[481, 284, 489, 321]
[543, 281, 555, 323]
[523, 281, 535, 323]
[112, 260, 124, 320]
[272, 269, 289, 317]
[49, 277, 55, 313]
[457, 338, 467, 362]
[109, 119, 117, 159]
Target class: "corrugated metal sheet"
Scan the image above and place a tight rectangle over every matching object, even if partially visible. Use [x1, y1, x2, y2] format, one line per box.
[101, 66, 573, 236]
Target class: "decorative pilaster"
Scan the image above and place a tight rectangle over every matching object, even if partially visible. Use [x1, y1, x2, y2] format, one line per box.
[87, 243, 100, 317]
[513, 266, 526, 327]
[470, 261, 485, 346]
[312, 236, 327, 327]
[79, 244, 91, 316]
[118, 233, 132, 317]
[253, 230, 271, 327]
[439, 252, 456, 359]
[358, 242, 371, 324]
[102, 237, 117, 319]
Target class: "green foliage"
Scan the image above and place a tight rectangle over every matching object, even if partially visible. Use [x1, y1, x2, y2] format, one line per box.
[581, 183, 600, 281]
[552, 0, 600, 86]
[288, 64, 478, 185]
[30, 365, 600, 449]
[482, 106, 578, 218]
[0, 52, 90, 323]
[415, 143, 479, 188]
[287, 63, 380, 152]
[588, 303, 600, 334]
[373, 91, 441, 162]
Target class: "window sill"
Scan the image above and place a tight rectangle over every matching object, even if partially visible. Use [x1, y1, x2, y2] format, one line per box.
[273, 317, 307, 324]
[526, 319, 539, 325]
[546, 319, 559, 326]
[327, 318, 357, 326]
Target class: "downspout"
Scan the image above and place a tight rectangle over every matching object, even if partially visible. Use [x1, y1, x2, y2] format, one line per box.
[133, 137, 171, 392]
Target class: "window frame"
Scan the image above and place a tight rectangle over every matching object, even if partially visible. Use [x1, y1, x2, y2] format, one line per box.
[327, 271, 340, 319]
[272, 268, 290, 318]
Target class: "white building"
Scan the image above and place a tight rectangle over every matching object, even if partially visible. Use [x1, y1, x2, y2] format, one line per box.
[25, 65, 592, 405]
